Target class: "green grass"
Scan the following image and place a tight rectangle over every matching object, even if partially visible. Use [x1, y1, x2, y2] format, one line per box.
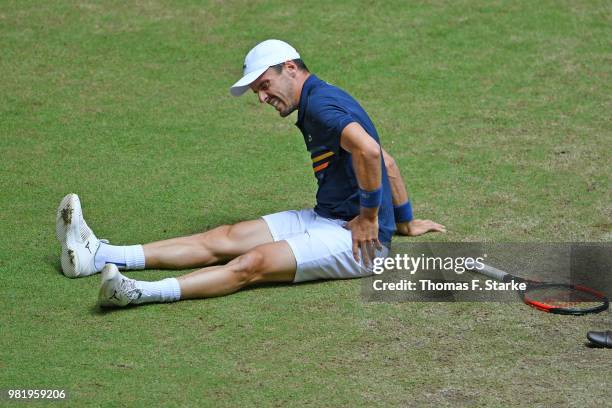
[1, 0, 611, 406]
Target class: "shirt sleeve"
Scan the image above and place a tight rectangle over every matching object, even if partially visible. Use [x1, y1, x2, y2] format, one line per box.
[308, 96, 355, 154]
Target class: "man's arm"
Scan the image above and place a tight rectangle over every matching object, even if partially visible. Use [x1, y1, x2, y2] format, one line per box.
[381, 149, 446, 236]
[382, 149, 409, 205]
[340, 122, 383, 265]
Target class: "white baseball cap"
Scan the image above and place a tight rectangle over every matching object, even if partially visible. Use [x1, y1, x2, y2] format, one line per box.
[230, 39, 300, 97]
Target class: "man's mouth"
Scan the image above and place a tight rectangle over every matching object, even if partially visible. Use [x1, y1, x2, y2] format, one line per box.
[269, 98, 281, 111]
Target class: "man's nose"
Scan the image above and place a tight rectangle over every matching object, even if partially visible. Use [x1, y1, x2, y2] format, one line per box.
[258, 91, 268, 104]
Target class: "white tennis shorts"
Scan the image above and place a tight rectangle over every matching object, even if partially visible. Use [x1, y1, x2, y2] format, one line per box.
[262, 209, 389, 283]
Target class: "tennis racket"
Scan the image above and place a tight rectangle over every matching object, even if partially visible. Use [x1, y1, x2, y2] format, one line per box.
[469, 263, 609, 315]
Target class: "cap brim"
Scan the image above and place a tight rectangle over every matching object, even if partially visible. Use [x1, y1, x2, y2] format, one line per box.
[230, 67, 268, 97]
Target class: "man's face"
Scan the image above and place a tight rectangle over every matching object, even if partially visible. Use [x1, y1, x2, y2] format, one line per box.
[250, 64, 299, 117]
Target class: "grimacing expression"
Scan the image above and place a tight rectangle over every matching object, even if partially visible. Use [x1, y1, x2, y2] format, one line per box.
[250, 65, 299, 117]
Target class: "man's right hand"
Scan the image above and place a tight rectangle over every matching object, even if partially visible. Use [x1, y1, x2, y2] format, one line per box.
[345, 214, 382, 266]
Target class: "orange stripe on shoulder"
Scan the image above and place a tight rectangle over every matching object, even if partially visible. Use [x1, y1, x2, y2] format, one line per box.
[313, 162, 329, 172]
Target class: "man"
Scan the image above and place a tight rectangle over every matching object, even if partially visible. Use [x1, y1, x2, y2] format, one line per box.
[56, 39, 445, 307]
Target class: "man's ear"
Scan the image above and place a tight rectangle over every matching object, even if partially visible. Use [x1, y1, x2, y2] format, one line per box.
[284, 60, 298, 77]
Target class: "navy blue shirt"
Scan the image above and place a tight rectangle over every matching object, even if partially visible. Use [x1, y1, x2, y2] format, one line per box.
[295, 75, 395, 245]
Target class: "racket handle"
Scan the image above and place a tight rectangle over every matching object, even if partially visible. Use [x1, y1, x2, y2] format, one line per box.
[472, 263, 509, 281]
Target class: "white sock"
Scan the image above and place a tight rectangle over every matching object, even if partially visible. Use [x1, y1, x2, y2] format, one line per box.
[95, 243, 145, 271]
[133, 278, 181, 304]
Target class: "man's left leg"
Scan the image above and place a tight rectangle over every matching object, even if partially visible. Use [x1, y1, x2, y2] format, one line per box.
[98, 241, 296, 307]
[56, 193, 275, 278]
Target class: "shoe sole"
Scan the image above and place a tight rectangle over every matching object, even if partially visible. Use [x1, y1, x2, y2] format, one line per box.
[55, 194, 81, 278]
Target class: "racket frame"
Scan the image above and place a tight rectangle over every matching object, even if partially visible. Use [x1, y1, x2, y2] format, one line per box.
[469, 263, 609, 315]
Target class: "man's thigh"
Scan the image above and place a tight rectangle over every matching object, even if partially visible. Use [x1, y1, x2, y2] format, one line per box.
[223, 218, 275, 256]
[199, 210, 309, 263]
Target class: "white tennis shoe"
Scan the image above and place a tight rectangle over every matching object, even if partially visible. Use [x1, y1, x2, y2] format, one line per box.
[55, 193, 102, 278]
[98, 264, 142, 307]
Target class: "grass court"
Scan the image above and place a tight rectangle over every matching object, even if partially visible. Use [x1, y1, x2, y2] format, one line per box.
[1, 1, 610, 406]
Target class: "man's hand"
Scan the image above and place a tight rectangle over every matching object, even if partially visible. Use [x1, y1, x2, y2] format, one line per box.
[345, 215, 382, 266]
[396, 219, 446, 236]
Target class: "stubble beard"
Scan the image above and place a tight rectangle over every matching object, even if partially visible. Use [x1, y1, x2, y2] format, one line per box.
[279, 103, 298, 117]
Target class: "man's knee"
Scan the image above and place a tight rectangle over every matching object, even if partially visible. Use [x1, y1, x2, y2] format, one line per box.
[192, 224, 232, 247]
[225, 223, 246, 242]
[232, 250, 266, 286]
[199, 223, 251, 246]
